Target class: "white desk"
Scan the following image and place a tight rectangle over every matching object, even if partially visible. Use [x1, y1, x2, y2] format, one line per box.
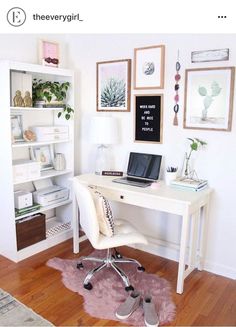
[73, 174, 212, 294]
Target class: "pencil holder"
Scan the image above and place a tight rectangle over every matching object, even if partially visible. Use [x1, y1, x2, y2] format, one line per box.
[165, 171, 177, 186]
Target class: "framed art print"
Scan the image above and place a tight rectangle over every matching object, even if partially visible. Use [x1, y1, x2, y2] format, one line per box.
[96, 59, 131, 112]
[30, 145, 54, 170]
[39, 40, 59, 67]
[11, 114, 24, 142]
[184, 67, 235, 131]
[134, 94, 163, 143]
[134, 45, 165, 89]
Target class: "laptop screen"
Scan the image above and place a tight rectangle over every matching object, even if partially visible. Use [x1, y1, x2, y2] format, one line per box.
[127, 152, 162, 181]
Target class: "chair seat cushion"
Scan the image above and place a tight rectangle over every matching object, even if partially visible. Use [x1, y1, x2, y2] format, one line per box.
[96, 219, 148, 249]
[89, 187, 115, 237]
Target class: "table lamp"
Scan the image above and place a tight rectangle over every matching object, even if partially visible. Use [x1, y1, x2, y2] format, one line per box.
[90, 116, 118, 175]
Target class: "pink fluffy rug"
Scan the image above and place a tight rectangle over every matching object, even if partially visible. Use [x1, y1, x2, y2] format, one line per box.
[47, 250, 175, 326]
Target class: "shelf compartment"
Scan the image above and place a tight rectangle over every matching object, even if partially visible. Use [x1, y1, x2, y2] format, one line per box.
[12, 139, 71, 148]
[46, 218, 71, 238]
[13, 169, 73, 185]
[15, 199, 72, 220]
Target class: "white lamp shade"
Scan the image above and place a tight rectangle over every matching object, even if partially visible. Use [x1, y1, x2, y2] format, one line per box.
[90, 116, 118, 145]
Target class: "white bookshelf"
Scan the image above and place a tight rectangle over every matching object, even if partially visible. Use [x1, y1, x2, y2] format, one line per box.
[0, 60, 75, 262]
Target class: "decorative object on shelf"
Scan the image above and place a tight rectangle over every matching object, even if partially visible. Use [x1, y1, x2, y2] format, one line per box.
[13, 90, 24, 107]
[23, 129, 36, 142]
[184, 67, 235, 131]
[14, 190, 33, 210]
[11, 71, 32, 107]
[134, 94, 163, 143]
[173, 51, 181, 126]
[183, 138, 207, 179]
[10, 114, 24, 142]
[39, 40, 59, 67]
[134, 45, 165, 89]
[32, 79, 74, 119]
[191, 48, 229, 63]
[30, 144, 54, 171]
[23, 91, 32, 107]
[53, 153, 66, 171]
[102, 171, 123, 176]
[90, 116, 119, 175]
[165, 167, 178, 186]
[96, 59, 131, 112]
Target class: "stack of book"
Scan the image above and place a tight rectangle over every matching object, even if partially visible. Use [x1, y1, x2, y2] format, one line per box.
[170, 177, 208, 191]
[15, 203, 41, 217]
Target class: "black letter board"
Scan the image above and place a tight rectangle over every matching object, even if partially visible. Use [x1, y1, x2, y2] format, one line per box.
[135, 95, 163, 143]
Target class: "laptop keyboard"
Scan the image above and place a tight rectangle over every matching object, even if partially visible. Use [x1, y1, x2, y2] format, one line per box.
[113, 177, 152, 187]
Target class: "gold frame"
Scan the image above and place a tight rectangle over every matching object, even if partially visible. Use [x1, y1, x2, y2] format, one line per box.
[96, 59, 131, 112]
[184, 67, 235, 131]
[134, 94, 163, 144]
[134, 45, 165, 89]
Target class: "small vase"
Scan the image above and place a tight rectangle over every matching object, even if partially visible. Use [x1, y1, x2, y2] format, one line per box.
[53, 153, 66, 171]
[183, 153, 191, 178]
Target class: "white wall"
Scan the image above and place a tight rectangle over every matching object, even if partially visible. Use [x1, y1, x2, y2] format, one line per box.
[66, 34, 236, 279]
[1, 33, 236, 279]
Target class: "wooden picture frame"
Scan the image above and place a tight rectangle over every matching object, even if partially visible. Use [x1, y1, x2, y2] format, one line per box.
[96, 59, 131, 112]
[134, 94, 163, 143]
[184, 67, 235, 131]
[30, 144, 54, 171]
[39, 40, 60, 67]
[134, 45, 165, 89]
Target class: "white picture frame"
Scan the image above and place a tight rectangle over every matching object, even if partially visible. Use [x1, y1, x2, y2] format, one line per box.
[11, 114, 24, 142]
[30, 144, 54, 171]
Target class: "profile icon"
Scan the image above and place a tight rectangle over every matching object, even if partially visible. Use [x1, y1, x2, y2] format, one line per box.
[7, 7, 26, 27]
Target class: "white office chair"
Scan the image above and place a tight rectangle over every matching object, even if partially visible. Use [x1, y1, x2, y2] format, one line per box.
[73, 178, 148, 291]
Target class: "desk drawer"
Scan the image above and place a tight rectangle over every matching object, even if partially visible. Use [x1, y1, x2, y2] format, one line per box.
[95, 185, 186, 214]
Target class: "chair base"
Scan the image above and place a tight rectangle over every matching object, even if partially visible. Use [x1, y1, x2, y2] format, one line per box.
[77, 248, 145, 291]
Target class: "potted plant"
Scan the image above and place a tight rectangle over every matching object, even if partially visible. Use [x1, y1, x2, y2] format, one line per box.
[32, 79, 74, 120]
[184, 138, 207, 178]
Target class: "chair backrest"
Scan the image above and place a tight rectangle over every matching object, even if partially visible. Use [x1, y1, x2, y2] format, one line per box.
[72, 178, 100, 247]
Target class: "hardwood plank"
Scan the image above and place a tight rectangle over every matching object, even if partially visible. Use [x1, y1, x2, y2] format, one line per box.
[0, 239, 235, 326]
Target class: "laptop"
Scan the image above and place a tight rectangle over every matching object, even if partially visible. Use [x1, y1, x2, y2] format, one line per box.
[113, 152, 162, 187]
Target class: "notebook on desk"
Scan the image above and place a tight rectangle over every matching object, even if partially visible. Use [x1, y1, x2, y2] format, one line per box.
[113, 152, 162, 187]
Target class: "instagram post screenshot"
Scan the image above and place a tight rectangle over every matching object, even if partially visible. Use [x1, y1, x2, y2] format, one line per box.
[0, 1, 235, 326]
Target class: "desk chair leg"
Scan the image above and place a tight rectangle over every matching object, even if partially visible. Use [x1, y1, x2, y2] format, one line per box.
[111, 262, 134, 292]
[114, 258, 145, 271]
[83, 262, 107, 290]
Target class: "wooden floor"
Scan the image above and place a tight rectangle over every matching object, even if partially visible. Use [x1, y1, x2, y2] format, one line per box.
[0, 239, 235, 326]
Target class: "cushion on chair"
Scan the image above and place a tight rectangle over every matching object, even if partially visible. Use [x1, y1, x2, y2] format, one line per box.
[89, 186, 115, 237]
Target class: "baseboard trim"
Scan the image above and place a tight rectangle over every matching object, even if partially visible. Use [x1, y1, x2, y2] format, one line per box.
[131, 235, 236, 280]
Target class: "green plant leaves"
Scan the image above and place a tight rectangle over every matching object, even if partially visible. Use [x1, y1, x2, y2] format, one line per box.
[198, 86, 207, 96]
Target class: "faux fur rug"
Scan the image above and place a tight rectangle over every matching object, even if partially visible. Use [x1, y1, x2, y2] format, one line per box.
[47, 250, 175, 326]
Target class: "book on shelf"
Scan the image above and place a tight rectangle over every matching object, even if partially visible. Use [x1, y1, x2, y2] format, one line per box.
[15, 203, 41, 217]
[170, 177, 208, 191]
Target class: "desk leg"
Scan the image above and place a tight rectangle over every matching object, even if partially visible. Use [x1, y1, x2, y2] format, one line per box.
[177, 210, 190, 294]
[188, 210, 200, 269]
[72, 192, 80, 254]
[198, 200, 210, 271]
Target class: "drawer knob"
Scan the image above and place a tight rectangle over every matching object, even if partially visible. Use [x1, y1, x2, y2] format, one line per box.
[120, 195, 124, 199]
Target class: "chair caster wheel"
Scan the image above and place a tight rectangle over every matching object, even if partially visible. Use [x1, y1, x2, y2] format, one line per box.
[84, 282, 93, 290]
[137, 266, 145, 272]
[125, 285, 134, 292]
[116, 253, 123, 259]
[77, 263, 84, 269]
